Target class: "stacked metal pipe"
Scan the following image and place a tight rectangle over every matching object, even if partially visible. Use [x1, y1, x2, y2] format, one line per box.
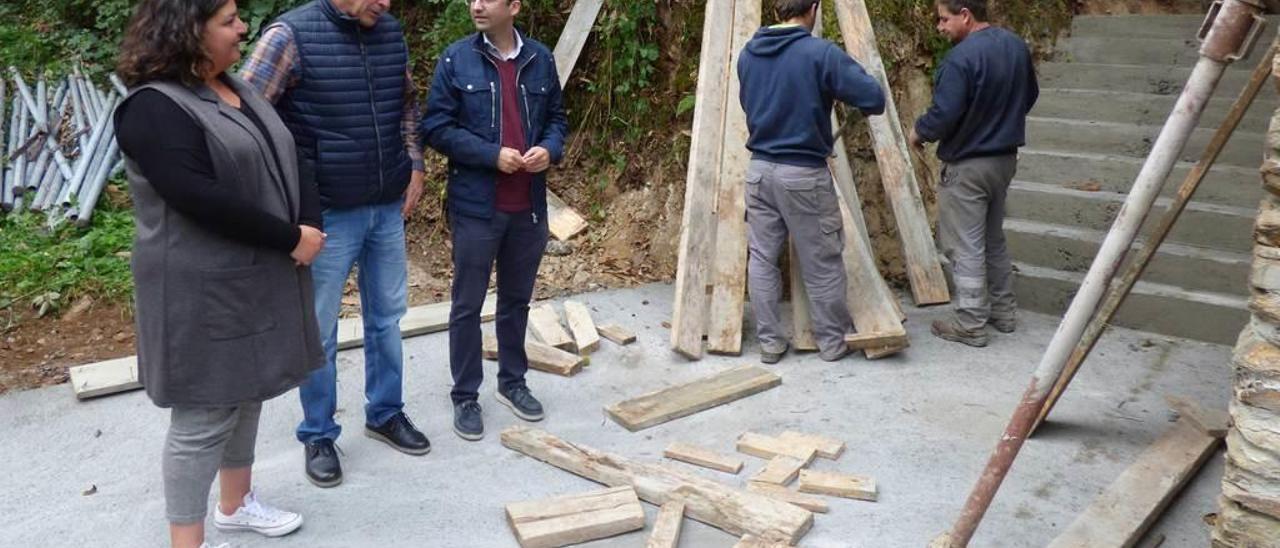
[0, 66, 125, 227]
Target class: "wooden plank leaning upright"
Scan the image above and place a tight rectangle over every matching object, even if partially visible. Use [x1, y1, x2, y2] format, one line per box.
[544, 0, 604, 242]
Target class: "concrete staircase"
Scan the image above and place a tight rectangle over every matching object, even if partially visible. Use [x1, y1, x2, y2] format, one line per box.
[1009, 14, 1277, 344]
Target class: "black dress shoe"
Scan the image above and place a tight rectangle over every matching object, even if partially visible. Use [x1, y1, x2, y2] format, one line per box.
[365, 412, 431, 456]
[304, 439, 342, 488]
[496, 385, 544, 422]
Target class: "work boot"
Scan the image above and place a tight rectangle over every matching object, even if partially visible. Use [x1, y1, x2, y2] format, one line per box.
[303, 439, 342, 488]
[496, 385, 545, 422]
[819, 344, 853, 362]
[760, 343, 789, 365]
[453, 400, 484, 441]
[931, 318, 989, 348]
[990, 316, 1016, 334]
[365, 412, 431, 456]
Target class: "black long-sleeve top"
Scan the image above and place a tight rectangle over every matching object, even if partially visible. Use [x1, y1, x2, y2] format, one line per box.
[116, 89, 322, 253]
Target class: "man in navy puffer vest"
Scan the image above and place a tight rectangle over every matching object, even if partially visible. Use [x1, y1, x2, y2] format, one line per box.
[242, 0, 431, 489]
[422, 0, 568, 442]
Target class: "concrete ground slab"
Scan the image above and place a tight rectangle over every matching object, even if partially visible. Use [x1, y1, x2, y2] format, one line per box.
[0, 283, 1235, 547]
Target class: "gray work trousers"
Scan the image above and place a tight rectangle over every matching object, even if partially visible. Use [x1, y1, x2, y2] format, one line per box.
[937, 154, 1019, 331]
[163, 403, 262, 524]
[746, 159, 852, 359]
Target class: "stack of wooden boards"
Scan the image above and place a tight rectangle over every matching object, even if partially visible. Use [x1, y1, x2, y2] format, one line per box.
[483, 299, 636, 377]
[671, 0, 946, 360]
[501, 426, 876, 547]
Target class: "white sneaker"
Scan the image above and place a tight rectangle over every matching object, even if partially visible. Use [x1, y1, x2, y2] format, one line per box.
[213, 491, 303, 538]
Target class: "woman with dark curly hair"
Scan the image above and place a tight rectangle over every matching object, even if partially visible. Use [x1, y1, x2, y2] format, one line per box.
[115, 0, 325, 546]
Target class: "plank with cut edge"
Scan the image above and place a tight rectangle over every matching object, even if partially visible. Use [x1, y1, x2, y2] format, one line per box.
[597, 323, 637, 345]
[500, 426, 814, 544]
[529, 303, 576, 352]
[737, 432, 818, 464]
[751, 456, 806, 486]
[646, 501, 686, 548]
[664, 442, 745, 474]
[1164, 395, 1230, 438]
[545, 0, 604, 242]
[845, 331, 910, 351]
[563, 300, 600, 354]
[705, 0, 761, 356]
[797, 470, 877, 502]
[505, 485, 645, 548]
[735, 534, 795, 548]
[546, 191, 589, 242]
[1047, 419, 1221, 548]
[68, 356, 139, 400]
[526, 339, 586, 377]
[746, 483, 830, 513]
[790, 240, 819, 352]
[777, 431, 845, 460]
[671, 0, 736, 359]
[833, 0, 949, 306]
[605, 365, 782, 431]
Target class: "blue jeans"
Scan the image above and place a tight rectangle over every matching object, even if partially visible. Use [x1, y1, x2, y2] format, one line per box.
[448, 209, 548, 404]
[296, 199, 408, 443]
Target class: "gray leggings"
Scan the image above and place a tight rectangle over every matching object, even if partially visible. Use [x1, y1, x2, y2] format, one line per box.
[163, 403, 262, 524]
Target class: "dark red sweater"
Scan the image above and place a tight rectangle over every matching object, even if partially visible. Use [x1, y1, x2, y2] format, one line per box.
[494, 57, 531, 213]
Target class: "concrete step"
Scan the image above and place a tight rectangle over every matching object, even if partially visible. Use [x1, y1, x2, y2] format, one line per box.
[1016, 149, 1262, 210]
[1034, 88, 1273, 133]
[1006, 180, 1256, 253]
[1069, 14, 1280, 40]
[1057, 35, 1271, 67]
[1026, 116, 1266, 168]
[1038, 61, 1264, 95]
[1004, 217, 1250, 296]
[1013, 262, 1247, 345]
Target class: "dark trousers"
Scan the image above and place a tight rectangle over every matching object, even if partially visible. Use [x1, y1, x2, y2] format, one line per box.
[448, 209, 548, 404]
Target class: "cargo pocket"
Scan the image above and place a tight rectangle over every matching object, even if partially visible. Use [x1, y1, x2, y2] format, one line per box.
[201, 266, 277, 341]
[780, 169, 821, 216]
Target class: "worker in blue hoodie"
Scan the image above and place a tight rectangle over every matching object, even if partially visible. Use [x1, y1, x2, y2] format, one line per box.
[738, 0, 886, 364]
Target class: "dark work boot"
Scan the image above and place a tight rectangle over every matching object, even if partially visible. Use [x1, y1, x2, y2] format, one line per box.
[304, 439, 342, 488]
[496, 385, 545, 422]
[931, 318, 989, 348]
[453, 400, 484, 441]
[365, 412, 431, 456]
[990, 317, 1016, 334]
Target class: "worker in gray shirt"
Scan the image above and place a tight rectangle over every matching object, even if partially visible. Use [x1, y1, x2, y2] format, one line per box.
[910, 0, 1038, 347]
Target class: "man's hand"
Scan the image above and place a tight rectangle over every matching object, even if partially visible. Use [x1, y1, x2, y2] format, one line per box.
[402, 170, 425, 218]
[908, 128, 925, 150]
[292, 225, 326, 266]
[497, 147, 526, 174]
[522, 146, 551, 173]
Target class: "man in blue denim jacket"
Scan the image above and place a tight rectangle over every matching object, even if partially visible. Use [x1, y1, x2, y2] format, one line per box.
[422, 0, 568, 441]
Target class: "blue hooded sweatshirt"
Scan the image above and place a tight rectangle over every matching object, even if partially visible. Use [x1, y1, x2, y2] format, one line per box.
[737, 25, 885, 168]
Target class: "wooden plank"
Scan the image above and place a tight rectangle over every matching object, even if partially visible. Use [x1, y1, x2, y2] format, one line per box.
[737, 432, 818, 464]
[483, 332, 499, 361]
[70, 297, 498, 400]
[505, 485, 645, 548]
[605, 365, 782, 431]
[833, 0, 949, 306]
[705, 0, 761, 356]
[1164, 395, 1230, 438]
[529, 303, 576, 352]
[751, 456, 806, 486]
[546, 190, 589, 242]
[597, 323, 636, 345]
[551, 0, 604, 90]
[735, 535, 794, 548]
[797, 470, 877, 502]
[646, 501, 685, 548]
[670, 0, 736, 359]
[1047, 419, 1222, 548]
[562, 300, 600, 354]
[664, 442, 745, 474]
[746, 483, 830, 514]
[501, 426, 813, 544]
[527, 339, 586, 377]
[789, 240, 819, 351]
[777, 431, 846, 460]
[844, 331, 910, 351]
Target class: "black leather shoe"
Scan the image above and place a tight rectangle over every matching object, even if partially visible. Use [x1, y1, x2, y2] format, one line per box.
[496, 385, 545, 422]
[365, 412, 431, 456]
[453, 400, 484, 441]
[304, 439, 342, 488]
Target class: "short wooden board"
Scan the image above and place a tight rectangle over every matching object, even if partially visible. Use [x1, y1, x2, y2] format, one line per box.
[529, 303, 576, 352]
[797, 470, 877, 502]
[563, 300, 600, 354]
[664, 442, 744, 474]
[527, 339, 586, 377]
[735, 535, 795, 548]
[483, 332, 499, 361]
[1164, 395, 1230, 438]
[597, 323, 637, 345]
[646, 501, 685, 548]
[746, 483, 830, 514]
[845, 330, 910, 351]
[605, 365, 781, 431]
[68, 356, 140, 399]
[547, 191, 589, 242]
[751, 456, 806, 486]
[737, 432, 818, 465]
[505, 485, 645, 548]
[777, 431, 845, 460]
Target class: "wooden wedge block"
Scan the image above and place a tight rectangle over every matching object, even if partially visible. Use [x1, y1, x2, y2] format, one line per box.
[606, 365, 782, 431]
[751, 456, 806, 486]
[1048, 419, 1221, 547]
[483, 332, 499, 360]
[778, 431, 846, 460]
[527, 339, 586, 377]
[737, 432, 817, 464]
[646, 501, 685, 548]
[501, 427, 814, 544]
[746, 483, 830, 513]
[563, 300, 600, 354]
[664, 442, 744, 474]
[1164, 395, 1230, 438]
[844, 331, 910, 351]
[529, 303, 575, 352]
[597, 323, 637, 345]
[505, 485, 645, 548]
[735, 535, 794, 548]
[798, 470, 877, 502]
